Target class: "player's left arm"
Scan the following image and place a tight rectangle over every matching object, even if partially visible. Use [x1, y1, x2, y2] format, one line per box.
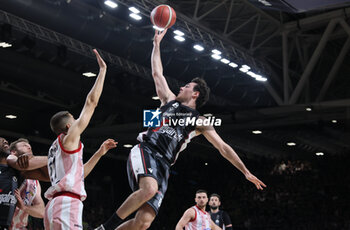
[222, 211, 233, 230]
[15, 182, 45, 218]
[210, 219, 223, 230]
[197, 124, 266, 190]
[7, 155, 48, 171]
[84, 139, 117, 178]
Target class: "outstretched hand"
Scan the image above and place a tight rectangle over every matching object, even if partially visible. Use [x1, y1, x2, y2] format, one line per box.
[14, 189, 26, 210]
[17, 153, 33, 169]
[93, 49, 107, 70]
[153, 29, 168, 46]
[245, 173, 267, 190]
[98, 139, 118, 156]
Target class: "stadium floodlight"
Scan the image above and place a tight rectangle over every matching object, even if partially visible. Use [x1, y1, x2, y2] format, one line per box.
[104, 0, 118, 8]
[173, 30, 185, 36]
[229, 62, 238, 68]
[211, 54, 221, 60]
[128, 7, 140, 14]
[83, 72, 96, 77]
[211, 49, 222, 55]
[174, 35, 185, 42]
[220, 58, 230, 64]
[193, 44, 204, 51]
[129, 13, 142, 20]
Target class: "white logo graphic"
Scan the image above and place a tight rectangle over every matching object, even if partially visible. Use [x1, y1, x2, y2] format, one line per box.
[148, 168, 153, 173]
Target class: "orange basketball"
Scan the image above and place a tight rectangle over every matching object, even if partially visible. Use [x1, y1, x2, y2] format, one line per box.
[150, 5, 176, 29]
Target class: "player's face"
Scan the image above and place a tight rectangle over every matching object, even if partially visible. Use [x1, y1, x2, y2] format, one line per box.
[12, 141, 33, 156]
[209, 196, 221, 208]
[0, 138, 9, 151]
[195, 192, 208, 208]
[176, 82, 198, 102]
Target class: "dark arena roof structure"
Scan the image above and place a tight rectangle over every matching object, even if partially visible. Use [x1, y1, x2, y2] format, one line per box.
[1, 0, 350, 229]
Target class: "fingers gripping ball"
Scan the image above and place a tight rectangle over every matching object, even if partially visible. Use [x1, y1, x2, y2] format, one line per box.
[150, 5, 176, 29]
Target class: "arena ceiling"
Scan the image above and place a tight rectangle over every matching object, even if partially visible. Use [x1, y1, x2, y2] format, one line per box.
[0, 0, 350, 160]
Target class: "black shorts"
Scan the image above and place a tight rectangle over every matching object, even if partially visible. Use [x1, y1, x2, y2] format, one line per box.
[126, 142, 170, 215]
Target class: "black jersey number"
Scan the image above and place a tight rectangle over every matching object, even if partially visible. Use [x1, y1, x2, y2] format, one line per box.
[48, 148, 57, 183]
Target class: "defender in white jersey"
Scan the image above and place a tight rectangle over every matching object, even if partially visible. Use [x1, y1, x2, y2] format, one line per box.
[45, 49, 108, 230]
[11, 179, 44, 230]
[98, 29, 265, 230]
[8, 139, 45, 230]
[176, 190, 221, 230]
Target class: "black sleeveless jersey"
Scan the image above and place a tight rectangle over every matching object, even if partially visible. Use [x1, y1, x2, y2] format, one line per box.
[210, 210, 232, 229]
[143, 100, 200, 165]
[0, 164, 19, 227]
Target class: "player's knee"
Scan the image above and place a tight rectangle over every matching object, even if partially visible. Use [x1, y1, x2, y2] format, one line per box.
[134, 218, 152, 230]
[141, 184, 158, 201]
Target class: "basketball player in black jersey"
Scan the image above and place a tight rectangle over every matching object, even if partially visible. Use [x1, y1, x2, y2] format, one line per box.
[97, 29, 266, 230]
[0, 137, 17, 230]
[209, 193, 232, 230]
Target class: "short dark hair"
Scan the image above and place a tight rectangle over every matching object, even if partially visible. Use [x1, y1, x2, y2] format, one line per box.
[209, 193, 221, 202]
[191, 78, 210, 108]
[195, 189, 208, 196]
[50, 111, 71, 135]
[9, 138, 29, 152]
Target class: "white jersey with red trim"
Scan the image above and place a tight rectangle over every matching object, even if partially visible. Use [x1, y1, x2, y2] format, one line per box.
[44, 134, 86, 201]
[185, 205, 211, 230]
[10, 179, 38, 230]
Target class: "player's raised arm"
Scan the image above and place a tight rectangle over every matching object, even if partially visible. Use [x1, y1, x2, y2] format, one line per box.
[84, 139, 117, 178]
[63, 49, 107, 150]
[198, 123, 266, 190]
[151, 29, 176, 106]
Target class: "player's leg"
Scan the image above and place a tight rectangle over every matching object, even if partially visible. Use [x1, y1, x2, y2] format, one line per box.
[116, 203, 156, 230]
[116, 176, 158, 219]
[97, 145, 158, 230]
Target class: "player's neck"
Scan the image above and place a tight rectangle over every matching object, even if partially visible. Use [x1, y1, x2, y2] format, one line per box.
[196, 205, 206, 212]
[181, 100, 196, 110]
[210, 208, 219, 213]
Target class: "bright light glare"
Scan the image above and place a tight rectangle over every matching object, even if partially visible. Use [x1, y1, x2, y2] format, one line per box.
[220, 58, 230, 64]
[193, 44, 204, 51]
[211, 49, 221, 55]
[104, 0, 118, 8]
[153, 25, 165, 31]
[174, 35, 185, 42]
[82, 72, 96, 77]
[173, 30, 184, 36]
[128, 7, 140, 14]
[129, 13, 142, 20]
[211, 54, 221, 60]
[229, 62, 238, 68]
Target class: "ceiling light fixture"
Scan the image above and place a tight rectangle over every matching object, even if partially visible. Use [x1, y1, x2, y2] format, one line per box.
[220, 58, 230, 64]
[211, 54, 221, 60]
[128, 7, 140, 14]
[83, 72, 96, 77]
[173, 30, 184, 36]
[193, 44, 204, 51]
[5, 115, 17, 119]
[211, 49, 222, 55]
[104, 0, 118, 8]
[129, 13, 142, 20]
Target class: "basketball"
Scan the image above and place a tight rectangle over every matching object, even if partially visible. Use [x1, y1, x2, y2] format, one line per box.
[150, 5, 176, 29]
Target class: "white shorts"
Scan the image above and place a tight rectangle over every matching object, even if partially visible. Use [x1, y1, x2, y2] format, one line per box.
[44, 196, 83, 230]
